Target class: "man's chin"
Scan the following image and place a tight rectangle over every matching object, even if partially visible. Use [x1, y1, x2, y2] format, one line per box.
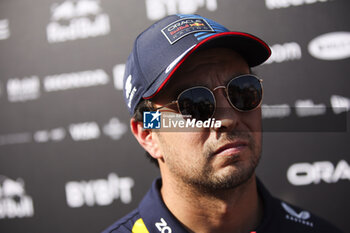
[196, 167, 255, 192]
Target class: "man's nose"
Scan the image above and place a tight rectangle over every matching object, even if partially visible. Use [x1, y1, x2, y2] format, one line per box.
[212, 88, 240, 132]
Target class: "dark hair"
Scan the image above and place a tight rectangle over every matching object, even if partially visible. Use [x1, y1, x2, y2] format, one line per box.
[133, 99, 159, 167]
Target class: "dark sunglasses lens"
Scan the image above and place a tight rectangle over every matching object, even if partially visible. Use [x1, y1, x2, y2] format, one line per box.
[227, 75, 262, 111]
[178, 87, 215, 121]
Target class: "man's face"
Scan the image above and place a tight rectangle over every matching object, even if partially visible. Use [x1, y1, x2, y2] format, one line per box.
[152, 48, 262, 191]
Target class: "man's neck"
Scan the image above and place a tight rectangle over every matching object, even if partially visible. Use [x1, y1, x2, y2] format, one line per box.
[160, 174, 263, 233]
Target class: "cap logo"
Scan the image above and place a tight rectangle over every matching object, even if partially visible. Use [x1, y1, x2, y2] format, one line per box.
[161, 18, 214, 44]
[125, 74, 137, 108]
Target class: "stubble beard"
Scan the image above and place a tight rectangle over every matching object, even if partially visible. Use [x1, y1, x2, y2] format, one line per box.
[162, 131, 261, 194]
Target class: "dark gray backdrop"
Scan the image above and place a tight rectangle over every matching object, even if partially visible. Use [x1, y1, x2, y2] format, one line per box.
[0, 0, 349, 232]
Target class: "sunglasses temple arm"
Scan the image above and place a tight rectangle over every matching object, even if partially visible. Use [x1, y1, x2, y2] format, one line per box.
[155, 100, 178, 111]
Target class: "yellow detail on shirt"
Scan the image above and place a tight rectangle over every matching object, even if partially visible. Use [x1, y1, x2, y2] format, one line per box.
[132, 218, 149, 233]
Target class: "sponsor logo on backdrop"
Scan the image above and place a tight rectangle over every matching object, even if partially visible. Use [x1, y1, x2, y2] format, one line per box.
[0, 19, 10, 40]
[44, 69, 109, 92]
[0, 133, 32, 146]
[0, 118, 126, 147]
[65, 173, 134, 208]
[145, 0, 218, 21]
[265, 0, 329, 10]
[264, 42, 302, 64]
[69, 121, 101, 141]
[262, 104, 291, 118]
[308, 32, 350, 61]
[47, 0, 110, 43]
[103, 118, 127, 140]
[287, 160, 350, 186]
[281, 202, 313, 227]
[113, 64, 125, 90]
[34, 127, 66, 143]
[262, 97, 349, 119]
[330, 95, 350, 114]
[5, 69, 109, 103]
[295, 99, 326, 117]
[7, 76, 41, 102]
[0, 175, 34, 219]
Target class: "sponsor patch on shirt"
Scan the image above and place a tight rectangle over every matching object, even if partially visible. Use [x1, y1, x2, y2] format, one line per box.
[161, 18, 214, 44]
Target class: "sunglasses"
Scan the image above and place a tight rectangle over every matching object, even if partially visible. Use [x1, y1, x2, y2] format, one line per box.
[156, 74, 263, 121]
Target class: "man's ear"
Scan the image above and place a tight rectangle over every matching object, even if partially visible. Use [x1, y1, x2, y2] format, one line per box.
[130, 117, 162, 160]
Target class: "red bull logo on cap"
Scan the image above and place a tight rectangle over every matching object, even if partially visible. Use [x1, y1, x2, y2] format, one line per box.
[161, 17, 214, 44]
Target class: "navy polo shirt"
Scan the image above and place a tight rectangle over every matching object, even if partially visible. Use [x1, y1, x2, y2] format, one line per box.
[102, 178, 343, 233]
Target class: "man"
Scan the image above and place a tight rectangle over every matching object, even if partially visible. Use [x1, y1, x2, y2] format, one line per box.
[103, 14, 343, 233]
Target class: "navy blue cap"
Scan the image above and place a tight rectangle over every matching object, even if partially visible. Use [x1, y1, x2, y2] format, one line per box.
[123, 14, 271, 115]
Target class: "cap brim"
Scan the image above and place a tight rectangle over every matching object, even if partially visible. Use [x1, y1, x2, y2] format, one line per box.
[143, 32, 271, 99]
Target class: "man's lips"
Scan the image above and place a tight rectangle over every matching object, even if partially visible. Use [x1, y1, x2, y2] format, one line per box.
[213, 141, 248, 157]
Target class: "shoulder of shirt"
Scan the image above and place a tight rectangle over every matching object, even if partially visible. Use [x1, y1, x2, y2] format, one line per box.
[269, 195, 344, 233]
[101, 208, 141, 233]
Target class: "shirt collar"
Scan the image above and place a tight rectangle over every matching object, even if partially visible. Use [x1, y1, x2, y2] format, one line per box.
[138, 178, 189, 233]
[138, 177, 274, 233]
[255, 177, 274, 231]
